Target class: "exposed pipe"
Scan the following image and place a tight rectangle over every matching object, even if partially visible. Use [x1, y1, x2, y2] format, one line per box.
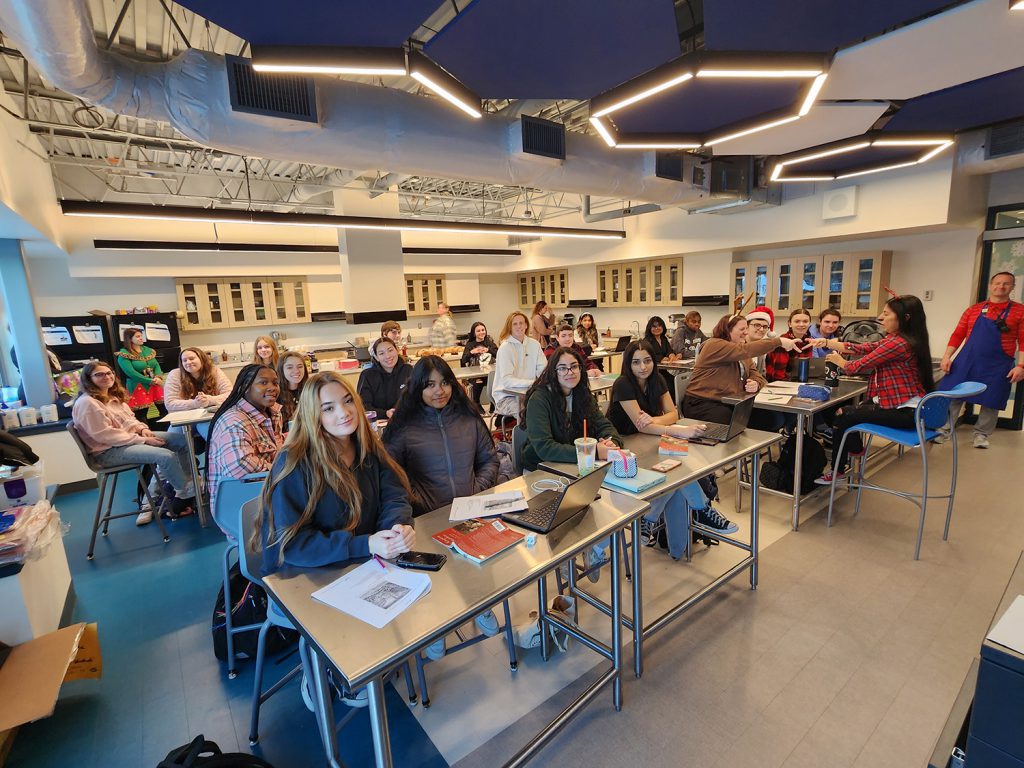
[0, 0, 706, 207]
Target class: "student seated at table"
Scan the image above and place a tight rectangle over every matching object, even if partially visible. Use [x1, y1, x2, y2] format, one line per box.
[164, 347, 232, 412]
[492, 310, 546, 418]
[811, 295, 934, 485]
[670, 311, 707, 360]
[277, 351, 309, 427]
[608, 341, 737, 546]
[765, 308, 814, 382]
[357, 337, 412, 419]
[380, 319, 404, 348]
[521, 348, 622, 580]
[460, 321, 499, 410]
[809, 308, 842, 357]
[683, 313, 798, 425]
[384, 356, 501, 657]
[545, 323, 601, 377]
[574, 312, 604, 371]
[73, 360, 195, 524]
[644, 315, 679, 395]
[256, 371, 414, 572]
[207, 364, 284, 521]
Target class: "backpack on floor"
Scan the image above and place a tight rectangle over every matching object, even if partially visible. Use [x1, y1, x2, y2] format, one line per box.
[157, 735, 276, 767]
[211, 563, 298, 662]
[759, 432, 827, 496]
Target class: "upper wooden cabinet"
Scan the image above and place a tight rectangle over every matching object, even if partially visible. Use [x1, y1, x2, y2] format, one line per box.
[177, 277, 308, 331]
[822, 251, 892, 318]
[518, 269, 567, 309]
[774, 256, 824, 316]
[730, 260, 773, 312]
[597, 257, 683, 308]
[406, 274, 446, 317]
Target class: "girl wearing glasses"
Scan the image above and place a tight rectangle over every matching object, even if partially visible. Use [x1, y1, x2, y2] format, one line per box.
[73, 361, 196, 523]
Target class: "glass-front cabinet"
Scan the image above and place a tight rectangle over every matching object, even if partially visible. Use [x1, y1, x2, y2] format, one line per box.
[177, 277, 310, 330]
[730, 260, 773, 312]
[517, 269, 568, 309]
[831, 251, 892, 317]
[405, 274, 446, 317]
[774, 256, 823, 315]
[597, 257, 682, 307]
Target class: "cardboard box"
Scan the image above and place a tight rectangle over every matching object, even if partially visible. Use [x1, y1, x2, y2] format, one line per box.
[0, 623, 101, 761]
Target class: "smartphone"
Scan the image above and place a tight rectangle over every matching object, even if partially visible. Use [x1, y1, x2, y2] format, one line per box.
[396, 551, 447, 571]
[652, 459, 681, 473]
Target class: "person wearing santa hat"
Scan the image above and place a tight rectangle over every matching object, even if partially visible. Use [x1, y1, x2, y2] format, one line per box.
[745, 307, 774, 375]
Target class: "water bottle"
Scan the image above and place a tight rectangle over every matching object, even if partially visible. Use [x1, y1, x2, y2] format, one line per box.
[796, 357, 810, 383]
[824, 361, 840, 388]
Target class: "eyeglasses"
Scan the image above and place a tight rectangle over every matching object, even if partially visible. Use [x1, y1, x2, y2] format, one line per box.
[91, 371, 115, 379]
[749, 322, 769, 330]
[555, 363, 581, 375]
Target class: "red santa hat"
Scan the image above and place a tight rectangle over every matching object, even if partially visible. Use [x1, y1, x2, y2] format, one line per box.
[746, 306, 774, 331]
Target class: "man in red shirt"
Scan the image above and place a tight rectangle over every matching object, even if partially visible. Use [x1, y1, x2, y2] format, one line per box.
[940, 271, 1024, 448]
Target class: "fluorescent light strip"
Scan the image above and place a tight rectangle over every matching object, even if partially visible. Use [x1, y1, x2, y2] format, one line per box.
[872, 138, 950, 146]
[836, 161, 920, 180]
[779, 141, 872, 168]
[253, 63, 407, 76]
[798, 73, 829, 116]
[777, 175, 836, 182]
[917, 141, 954, 162]
[704, 115, 800, 147]
[63, 204, 623, 240]
[409, 71, 481, 118]
[696, 69, 821, 78]
[1012, 1, 1024, 9]
[591, 72, 693, 117]
[615, 141, 701, 149]
[589, 117, 617, 147]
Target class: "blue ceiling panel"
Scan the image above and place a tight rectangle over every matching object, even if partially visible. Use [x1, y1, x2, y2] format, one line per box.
[797, 145, 921, 175]
[174, 0, 438, 47]
[703, 0, 959, 53]
[884, 67, 1024, 133]
[424, 0, 681, 99]
[611, 79, 804, 135]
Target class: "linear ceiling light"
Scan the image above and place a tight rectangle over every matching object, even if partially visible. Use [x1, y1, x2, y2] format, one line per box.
[250, 45, 408, 76]
[835, 161, 921, 180]
[696, 69, 822, 78]
[798, 73, 829, 116]
[771, 132, 954, 182]
[1012, 1, 1024, 9]
[704, 115, 801, 147]
[614, 140, 702, 149]
[408, 50, 481, 118]
[63, 201, 624, 240]
[93, 240, 339, 252]
[589, 116, 617, 147]
[590, 71, 693, 118]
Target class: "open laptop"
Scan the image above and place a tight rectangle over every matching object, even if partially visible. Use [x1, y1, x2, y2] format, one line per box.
[613, 335, 634, 352]
[698, 395, 755, 443]
[502, 464, 610, 534]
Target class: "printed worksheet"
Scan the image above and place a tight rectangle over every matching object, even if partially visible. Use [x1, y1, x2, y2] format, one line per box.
[311, 558, 431, 628]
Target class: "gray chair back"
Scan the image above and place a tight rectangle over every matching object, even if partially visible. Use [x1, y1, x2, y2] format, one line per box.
[67, 422, 105, 473]
[511, 424, 528, 476]
[674, 372, 692, 417]
[239, 497, 266, 588]
[214, 473, 268, 538]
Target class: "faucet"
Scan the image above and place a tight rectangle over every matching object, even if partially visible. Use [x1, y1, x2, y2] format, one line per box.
[630, 321, 640, 339]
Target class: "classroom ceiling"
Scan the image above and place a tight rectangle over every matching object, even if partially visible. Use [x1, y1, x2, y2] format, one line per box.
[0, 0, 1023, 226]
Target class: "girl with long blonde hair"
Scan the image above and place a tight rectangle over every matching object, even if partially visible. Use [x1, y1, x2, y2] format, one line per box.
[255, 371, 414, 570]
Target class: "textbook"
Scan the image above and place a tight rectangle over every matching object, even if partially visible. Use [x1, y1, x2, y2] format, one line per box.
[432, 518, 524, 564]
[658, 436, 689, 456]
[602, 467, 667, 494]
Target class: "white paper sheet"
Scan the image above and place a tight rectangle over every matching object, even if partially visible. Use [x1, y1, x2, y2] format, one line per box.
[755, 391, 793, 405]
[159, 408, 210, 425]
[144, 322, 171, 342]
[311, 559, 431, 629]
[72, 325, 105, 345]
[43, 327, 71, 346]
[449, 491, 527, 521]
[986, 594, 1024, 656]
[760, 382, 804, 394]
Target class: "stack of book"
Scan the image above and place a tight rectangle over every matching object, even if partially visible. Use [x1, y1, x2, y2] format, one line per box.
[658, 436, 689, 456]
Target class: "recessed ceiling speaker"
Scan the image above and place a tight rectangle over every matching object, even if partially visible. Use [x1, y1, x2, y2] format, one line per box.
[822, 186, 858, 220]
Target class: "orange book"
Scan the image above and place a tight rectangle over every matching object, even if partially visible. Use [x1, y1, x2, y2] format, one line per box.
[658, 436, 689, 456]
[432, 519, 524, 564]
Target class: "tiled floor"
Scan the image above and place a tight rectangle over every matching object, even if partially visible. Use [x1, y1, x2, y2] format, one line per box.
[9, 426, 1021, 767]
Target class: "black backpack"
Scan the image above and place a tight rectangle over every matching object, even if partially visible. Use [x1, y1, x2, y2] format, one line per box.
[158, 735, 275, 767]
[760, 433, 827, 496]
[211, 563, 298, 662]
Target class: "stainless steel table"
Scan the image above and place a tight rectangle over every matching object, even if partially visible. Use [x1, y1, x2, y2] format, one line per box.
[263, 471, 649, 768]
[506, 374, 615, 398]
[158, 408, 213, 526]
[539, 423, 782, 678]
[745, 378, 867, 530]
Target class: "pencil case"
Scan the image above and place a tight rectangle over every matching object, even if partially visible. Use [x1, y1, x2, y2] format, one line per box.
[796, 384, 831, 401]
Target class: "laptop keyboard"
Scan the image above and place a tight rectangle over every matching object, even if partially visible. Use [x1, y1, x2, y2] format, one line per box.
[513, 492, 560, 528]
[702, 423, 730, 441]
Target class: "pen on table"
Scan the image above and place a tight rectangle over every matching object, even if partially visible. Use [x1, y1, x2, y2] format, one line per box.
[372, 554, 387, 569]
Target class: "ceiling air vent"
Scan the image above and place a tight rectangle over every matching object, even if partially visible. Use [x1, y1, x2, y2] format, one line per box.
[988, 119, 1024, 159]
[226, 55, 318, 123]
[508, 234, 541, 247]
[655, 152, 685, 182]
[521, 115, 566, 160]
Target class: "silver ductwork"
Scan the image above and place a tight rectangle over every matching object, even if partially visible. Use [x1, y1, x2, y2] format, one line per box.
[0, 0, 708, 207]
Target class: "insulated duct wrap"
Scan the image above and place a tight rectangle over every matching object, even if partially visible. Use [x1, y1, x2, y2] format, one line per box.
[0, 0, 706, 206]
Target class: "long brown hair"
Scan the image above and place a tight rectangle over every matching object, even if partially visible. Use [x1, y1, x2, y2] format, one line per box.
[254, 371, 411, 563]
[80, 360, 128, 404]
[252, 335, 279, 367]
[711, 313, 746, 341]
[177, 347, 218, 400]
[121, 327, 143, 353]
[276, 351, 309, 423]
[498, 310, 530, 343]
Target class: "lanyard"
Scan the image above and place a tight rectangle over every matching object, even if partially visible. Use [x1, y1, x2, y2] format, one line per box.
[982, 302, 1012, 322]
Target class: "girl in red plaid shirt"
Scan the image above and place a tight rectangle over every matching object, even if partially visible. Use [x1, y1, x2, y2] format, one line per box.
[811, 295, 935, 484]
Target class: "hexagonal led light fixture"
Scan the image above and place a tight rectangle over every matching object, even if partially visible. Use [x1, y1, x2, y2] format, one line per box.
[769, 132, 954, 182]
[588, 50, 829, 150]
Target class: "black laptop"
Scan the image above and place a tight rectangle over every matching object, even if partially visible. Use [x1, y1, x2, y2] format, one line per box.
[502, 465, 610, 534]
[699, 395, 755, 443]
[613, 335, 634, 352]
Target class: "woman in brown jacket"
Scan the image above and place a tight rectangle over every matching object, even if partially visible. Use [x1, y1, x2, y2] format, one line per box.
[682, 313, 798, 424]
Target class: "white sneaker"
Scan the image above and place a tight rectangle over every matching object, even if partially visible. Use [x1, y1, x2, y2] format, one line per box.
[973, 434, 990, 449]
[425, 638, 446, 661]
[135, 509, 154, 526]
[474, 610, 500, 637]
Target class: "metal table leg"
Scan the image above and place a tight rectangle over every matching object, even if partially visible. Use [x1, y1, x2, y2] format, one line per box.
[630, 517, 643, 679]
[367, 676, 394, 768]
[309, 647, 344, 768]
[181, 427, 209, 527]
[750, 450, 760, 590]
[610, 529, 623, 712]
[791, 413, 806, 530]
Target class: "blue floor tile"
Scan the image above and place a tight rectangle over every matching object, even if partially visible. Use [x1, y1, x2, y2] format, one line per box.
[9, 483, 447, 768]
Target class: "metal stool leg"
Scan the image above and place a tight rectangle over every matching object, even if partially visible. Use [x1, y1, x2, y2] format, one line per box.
[415, 653, 430, 708]
[248, 619, 274, 745]
[87, 473, 108, 559]
[224, 543, 239, 678]
[914, 441, 929, 561]
[854, 434, 872, 518]
[620, 531, 632, 582]
[103, 471, 119, 536]
[502, 599, 518, 671]
[943, 426, 959, 541]
[138, 467, 170, 542]
[400, 660, 418, 705]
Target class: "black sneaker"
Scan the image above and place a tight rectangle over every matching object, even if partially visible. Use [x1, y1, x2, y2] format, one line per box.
[639, 517, 664, 547]
[693, 506, 738, 535]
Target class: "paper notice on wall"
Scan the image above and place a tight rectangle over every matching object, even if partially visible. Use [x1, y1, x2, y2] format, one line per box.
[144, 323, 171, 342]
[42, 327, 72, 346]
[71, 325, 104, 345]
[114, 323, 144, 342]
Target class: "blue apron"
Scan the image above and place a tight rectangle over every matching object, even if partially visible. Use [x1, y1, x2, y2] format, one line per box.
[942, 303, 1015, 409]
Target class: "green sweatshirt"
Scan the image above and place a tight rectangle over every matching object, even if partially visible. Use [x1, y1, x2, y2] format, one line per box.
[116, 346, 164, 394]
[521, 386, 622, 472]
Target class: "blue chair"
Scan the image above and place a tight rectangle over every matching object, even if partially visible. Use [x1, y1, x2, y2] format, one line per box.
[826, 381, 986, 560]
[212, 473, 268, 679]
